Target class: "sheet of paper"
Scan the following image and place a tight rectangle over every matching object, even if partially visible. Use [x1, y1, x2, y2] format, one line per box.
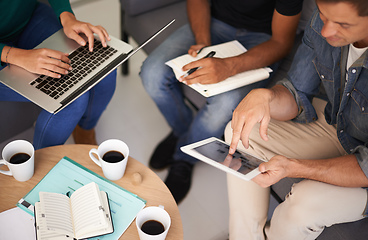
[0, 207, 36, 240]
[17, 157, 146, 240]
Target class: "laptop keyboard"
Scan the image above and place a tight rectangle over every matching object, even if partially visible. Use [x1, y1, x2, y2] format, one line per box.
[30, 39, 118, 100]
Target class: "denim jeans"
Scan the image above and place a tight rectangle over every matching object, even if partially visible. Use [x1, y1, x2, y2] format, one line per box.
[140, 18, 274, 164]
[0, 3, 116, 150]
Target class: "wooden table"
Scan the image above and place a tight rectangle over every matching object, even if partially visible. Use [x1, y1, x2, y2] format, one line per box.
[0, 144, 183, 239]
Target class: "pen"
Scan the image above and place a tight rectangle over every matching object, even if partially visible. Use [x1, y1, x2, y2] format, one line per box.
[197, 47, 205, 54]
[183, 51, 216, 78]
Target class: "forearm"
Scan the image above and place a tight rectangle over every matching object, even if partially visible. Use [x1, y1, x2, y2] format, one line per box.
[224, 10, 300, 76]
[1, 46, 24, 66]
[59, 11, 76, 28]
[268, 85, 299, 121]
[187, 0, 211, 46]
[224, 37, 294, 77]
[288, 155, 368, 187]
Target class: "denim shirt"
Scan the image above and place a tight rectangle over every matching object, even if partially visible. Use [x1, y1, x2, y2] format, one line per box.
[279, 10, 368, 190]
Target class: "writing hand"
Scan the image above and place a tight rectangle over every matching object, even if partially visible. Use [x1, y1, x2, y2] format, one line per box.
[60, 12, 111, 52]
[180, 57, 233, 85]
[229, 88, 272, 154]
[188, 44, 208, 57]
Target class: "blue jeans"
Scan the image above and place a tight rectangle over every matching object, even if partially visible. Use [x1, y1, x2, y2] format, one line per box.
[0, 3, 116, 150]
[140, 18, 274, 164]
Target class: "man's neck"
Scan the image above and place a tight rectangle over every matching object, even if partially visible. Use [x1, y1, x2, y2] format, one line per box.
[354, 39, 368, 48]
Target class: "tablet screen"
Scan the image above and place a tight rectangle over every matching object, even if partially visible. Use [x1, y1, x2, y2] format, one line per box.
[192, 139, 264, 175]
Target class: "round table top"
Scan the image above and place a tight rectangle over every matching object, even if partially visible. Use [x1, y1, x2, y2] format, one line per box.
[0, 144, 183, 239]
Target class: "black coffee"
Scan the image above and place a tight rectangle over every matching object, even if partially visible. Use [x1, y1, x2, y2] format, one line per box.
[9, 153, 30, 164]
[141, 220, 165, 235]
[102, 151, 124, 163]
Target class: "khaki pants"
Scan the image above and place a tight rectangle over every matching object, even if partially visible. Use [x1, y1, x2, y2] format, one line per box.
[224, 98, 367, 240]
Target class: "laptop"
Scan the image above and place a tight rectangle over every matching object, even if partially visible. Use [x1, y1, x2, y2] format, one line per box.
[0, 19, 175, 114]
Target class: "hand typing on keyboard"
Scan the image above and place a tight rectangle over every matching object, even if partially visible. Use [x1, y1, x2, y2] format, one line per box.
[3, 10, 111, 79]
[60, 12, 111, 53]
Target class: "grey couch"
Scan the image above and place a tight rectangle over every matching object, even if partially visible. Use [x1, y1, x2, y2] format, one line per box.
[120, 0, 368, 239]
[0, 97, 41, 145]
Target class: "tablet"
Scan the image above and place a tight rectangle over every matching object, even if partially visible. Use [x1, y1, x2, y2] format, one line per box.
[180, 137, 266, 181]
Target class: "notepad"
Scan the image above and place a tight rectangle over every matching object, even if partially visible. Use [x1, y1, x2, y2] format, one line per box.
[17, 157, 146, 240]
[35, 182, 113, 240]
[166, 40, 272, 97]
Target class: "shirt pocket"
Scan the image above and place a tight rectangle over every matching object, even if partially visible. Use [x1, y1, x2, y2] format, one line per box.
[348, 89, 368, 139]
[313, 59, 334, 99]
[313, 60, 333, 82]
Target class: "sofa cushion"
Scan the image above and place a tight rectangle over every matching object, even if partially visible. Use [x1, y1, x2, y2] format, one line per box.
[121, 0, 184, 17]
[297, 0, 316, 34]
[124, 1, 188, 54]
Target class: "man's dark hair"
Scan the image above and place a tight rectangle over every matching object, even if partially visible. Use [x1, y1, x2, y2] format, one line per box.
[316, 0, 368, 16]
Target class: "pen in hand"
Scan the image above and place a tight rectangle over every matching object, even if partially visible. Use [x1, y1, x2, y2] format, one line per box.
[182, 51, 216, 78]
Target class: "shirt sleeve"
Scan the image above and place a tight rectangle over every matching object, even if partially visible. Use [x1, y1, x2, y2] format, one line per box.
[276, 11, 322, 123]
[48, 0, 74, 19]
[353, 146, 368, 179]
[0, 43, 8, 66]
[275, 0, 303, 16]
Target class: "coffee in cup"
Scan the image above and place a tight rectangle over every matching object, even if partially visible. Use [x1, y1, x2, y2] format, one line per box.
[89, 139, 129, 181]
[136, 205, 171, 240]
[0, 140, 35, 182]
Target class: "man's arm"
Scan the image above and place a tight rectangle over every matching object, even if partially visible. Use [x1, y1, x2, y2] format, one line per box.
[229, 85, 298, 154]
[182, 10, 301, 85]
[254, 154, 368, 188]
[186, 0, 211, 55]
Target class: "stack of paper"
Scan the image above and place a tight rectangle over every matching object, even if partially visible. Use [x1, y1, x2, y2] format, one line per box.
[166, 40, 272, 97]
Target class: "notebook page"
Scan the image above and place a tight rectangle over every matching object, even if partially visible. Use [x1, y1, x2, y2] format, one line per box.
[70, 182, 107, 238]
[37, 192, 74, 238]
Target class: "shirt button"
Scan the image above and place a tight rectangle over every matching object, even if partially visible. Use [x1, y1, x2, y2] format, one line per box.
[321, 75, 325, 79]
[340, 130, 344, 133]
[347, 93, 350, 96]
[352, 69, 357, 73]
[363, 107, 365, 111]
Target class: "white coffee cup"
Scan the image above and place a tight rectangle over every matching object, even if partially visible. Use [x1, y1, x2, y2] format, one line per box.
[136, 205, 171, 240]
[0, 140, 35, 182]
[89, 139, 129, 181]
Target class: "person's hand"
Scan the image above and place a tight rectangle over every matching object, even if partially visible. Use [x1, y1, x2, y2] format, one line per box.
[13, 48, 71, 78]
[252, 155, 291, 188]
[229, 88, 273, 154]
[60, 12, 111, 52]
[179, 56, 234, 85]
[188, 44, 207, 57]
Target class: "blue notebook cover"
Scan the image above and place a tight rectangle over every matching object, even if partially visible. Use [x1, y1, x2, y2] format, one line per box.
[17, 156, 146, 240]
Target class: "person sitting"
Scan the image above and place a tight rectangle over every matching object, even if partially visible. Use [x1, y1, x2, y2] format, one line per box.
[139, 0, 303, 203]
[0, 0, 116, 149]
[225, 0, 368, 238]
